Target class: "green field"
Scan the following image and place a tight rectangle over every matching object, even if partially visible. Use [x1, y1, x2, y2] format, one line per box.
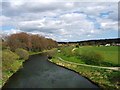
[76, 46, 119, 65]
[52, 46, 120, 89]
[56, 46, 119, 66]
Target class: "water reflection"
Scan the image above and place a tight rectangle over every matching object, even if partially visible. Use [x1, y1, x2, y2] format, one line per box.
[2, 54, 99, 88]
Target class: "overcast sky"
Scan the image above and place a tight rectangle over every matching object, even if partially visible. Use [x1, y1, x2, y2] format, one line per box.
[1, 0, 119, 42]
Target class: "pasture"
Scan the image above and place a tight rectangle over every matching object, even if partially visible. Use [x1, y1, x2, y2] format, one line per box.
[77, 46, 119, 65]
[57, 46, 119, 66]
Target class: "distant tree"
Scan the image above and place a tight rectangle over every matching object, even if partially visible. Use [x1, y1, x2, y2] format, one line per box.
[7, 32, 30, 51]
[6, 32, 58, 52]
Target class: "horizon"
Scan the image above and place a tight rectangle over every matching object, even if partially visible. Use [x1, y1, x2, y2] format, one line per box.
[1, 32, 119, 43]
[57, 37, 120, 42]
[1, 0, 119, 42]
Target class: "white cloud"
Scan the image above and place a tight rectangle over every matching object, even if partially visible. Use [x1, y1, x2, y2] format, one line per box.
[97, 18, 118, 31]
[2, 29, 22, 36]
[0, 15, 11, 26]
[1, 1, 118, 41]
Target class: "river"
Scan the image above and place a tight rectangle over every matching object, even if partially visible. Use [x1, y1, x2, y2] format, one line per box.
[2, 54, 100, 88]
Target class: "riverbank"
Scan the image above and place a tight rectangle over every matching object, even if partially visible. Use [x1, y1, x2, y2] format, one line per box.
[2, 54, 99, 88]
[1, 48, 57, 87]
[49, 58, 120, 90]
[58, 57, 119, 71]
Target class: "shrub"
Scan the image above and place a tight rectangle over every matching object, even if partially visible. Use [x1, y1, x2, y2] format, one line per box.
[60, 46, 74, 57]
[76, 45, 79, 48]
[45, 49, 57, 58]
[79, 50, 104, 65]
[15, 48, 29, 60]
[74, 49, 80, 56]
[2, 50, 19, 72]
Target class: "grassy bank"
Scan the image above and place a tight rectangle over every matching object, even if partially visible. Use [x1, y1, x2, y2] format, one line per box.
[1, 32, 58, 88]
[50, 58, 120, 90]
[50, 46, 120, 89]
[29, 48, 57, 55]
[2, 49, 28, 86]
[57, 46, 119, 67]
[1, 48, 57, 87]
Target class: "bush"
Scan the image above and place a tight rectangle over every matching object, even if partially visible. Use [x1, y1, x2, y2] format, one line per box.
[60, 46, 74, 57]
[74, 49, 80, 56]
[2, 50, 19, 72]
[15, 48, 29, 60]
[79, 50, 104, 65]
[45, 49, 57, 58]
[76, 45, 79, 48]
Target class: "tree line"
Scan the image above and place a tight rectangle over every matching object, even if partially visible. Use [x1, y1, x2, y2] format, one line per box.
[58, 38, 120, 46]
[2, 32, 58, 51]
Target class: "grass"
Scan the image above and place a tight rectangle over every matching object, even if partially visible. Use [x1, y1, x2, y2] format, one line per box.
[57, 46, 85, 64]
[1, 48, 57, 87]
[50, 58, 120, 90]
[56, 46, 119, 66]
[76, 46, 119, 65]
[58, 54, 85, 64]
[29, 48, 57, 55]
[29, 51, 42, 55]
[51, 46, 120, 89]
[2, 58, 24, 86]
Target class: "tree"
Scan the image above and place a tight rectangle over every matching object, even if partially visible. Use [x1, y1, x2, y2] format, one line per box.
[6, 32, 58, 52]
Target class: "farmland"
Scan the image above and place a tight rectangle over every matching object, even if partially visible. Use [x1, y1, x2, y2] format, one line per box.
[56, 46, 119, 66]
[1, 32, 120, 89]
[77, 46, 118, 65]
[51, 45, 120, 89]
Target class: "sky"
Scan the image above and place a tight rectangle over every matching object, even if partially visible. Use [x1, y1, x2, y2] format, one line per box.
[0, 0, 119, 42]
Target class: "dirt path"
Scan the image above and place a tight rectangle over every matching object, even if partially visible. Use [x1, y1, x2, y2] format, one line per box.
[58, 57, 119, 71]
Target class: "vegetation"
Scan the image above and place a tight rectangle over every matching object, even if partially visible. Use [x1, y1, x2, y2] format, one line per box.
[0, 48, 2, 87]
[45, 48, 58, 58]
[60, 46, 75, 57]
[15, 48, 29, 60]
[76, 46, 119, 66]
[57, 46, 119, 67]
[2, 50, 20, 72]
[58, 38, 120, 46]
[2, 49, 23, 85]
[79, 50, 103, 65]
[1, 32, 119, 89]
[51, 45, 119, 89]
[1, 32, 58, 87]
[5, 32, 58, 51]
[51, 58, 120, 90]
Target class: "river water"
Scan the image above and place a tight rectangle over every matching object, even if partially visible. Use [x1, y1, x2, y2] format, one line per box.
[2, 54, 100, 88]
